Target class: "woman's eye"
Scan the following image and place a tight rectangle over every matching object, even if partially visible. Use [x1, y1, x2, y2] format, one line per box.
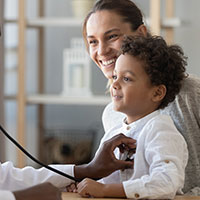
[112, 75, 117, 80]
[88, 40, 97, 45]
[109, 34, 118, 40]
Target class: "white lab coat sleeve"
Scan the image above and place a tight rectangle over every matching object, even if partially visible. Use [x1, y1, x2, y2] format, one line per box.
[0, 161, 75, 191]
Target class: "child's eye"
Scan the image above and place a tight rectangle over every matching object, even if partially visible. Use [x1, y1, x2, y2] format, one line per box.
[112, 75, 117, 80]
[123, 77, 131, 82]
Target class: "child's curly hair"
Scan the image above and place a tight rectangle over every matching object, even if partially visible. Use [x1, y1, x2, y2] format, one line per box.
[121, 35, 187, 109]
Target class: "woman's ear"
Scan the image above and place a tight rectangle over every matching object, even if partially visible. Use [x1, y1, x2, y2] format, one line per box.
[135, 24, 147, 37]
[152, 85, 167, 102]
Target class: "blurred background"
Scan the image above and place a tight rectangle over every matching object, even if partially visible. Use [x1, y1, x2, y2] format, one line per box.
[0, 0, 199, 167]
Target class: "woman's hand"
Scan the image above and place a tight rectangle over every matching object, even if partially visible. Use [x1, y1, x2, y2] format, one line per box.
[13, 182, 62, 200]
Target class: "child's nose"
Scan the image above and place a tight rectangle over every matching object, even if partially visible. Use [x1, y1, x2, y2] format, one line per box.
[112, 80, 120, 90]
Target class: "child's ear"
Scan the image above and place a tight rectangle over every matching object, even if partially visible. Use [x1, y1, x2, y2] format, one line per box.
[152, 85, 166, 102]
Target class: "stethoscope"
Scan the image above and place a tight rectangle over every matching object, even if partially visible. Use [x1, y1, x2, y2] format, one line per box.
[0, 125, 80, 182]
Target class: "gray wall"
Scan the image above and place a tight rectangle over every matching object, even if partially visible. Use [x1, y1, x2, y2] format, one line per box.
[175, 0, 200, 75]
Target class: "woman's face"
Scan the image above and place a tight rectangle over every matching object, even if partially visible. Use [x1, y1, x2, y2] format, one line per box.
[86, 10, 138, 79]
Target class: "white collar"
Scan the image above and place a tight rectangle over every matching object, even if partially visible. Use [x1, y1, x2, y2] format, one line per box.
[122, 110, 161, 133]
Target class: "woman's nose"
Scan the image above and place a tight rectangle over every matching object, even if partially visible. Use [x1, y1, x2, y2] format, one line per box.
[98, 41, 110, 55]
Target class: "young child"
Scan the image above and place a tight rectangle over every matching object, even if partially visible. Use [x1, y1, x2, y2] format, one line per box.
[76, 36, 189, 199]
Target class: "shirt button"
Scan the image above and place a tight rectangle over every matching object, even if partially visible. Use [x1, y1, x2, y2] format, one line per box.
[164, 160, 170, 163]
[126, 126, 131, 130]
[135, 193, 140, 198]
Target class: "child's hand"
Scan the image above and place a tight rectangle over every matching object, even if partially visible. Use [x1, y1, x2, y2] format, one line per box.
[66, 183, 77, 193]
[77, 178, 105, 198]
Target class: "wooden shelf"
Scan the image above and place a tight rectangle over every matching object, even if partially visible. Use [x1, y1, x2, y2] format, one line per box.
[27, 17, 83, 27]
[161, 18, 181, 28]
[5, 17, 83, 27]
[6, 17, 181, 28]
[146, 17, 181, 28]
[5, 94, 111, 105]
[26, 94, 111, 105]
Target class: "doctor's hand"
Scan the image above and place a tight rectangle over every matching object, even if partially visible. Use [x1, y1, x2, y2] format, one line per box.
[74, 133, 136, 180]
[13, 182, 62, 200]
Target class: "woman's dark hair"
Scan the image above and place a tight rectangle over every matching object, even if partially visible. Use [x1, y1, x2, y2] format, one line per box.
[121, 35, 187, 109]
[83, 0, 144, 51]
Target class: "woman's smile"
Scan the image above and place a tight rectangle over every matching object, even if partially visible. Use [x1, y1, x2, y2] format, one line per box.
[101, 58, 116, 67]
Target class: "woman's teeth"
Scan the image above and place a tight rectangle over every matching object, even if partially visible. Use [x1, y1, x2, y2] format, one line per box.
[102, 59, 115, 66]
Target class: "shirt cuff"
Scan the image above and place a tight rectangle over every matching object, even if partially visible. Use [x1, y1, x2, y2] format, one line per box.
[0, 191, 16, 200]
[123, 179, 148, 199]
[49, 164, 75, 187]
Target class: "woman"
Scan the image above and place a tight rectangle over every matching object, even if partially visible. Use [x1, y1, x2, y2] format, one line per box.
[82, 0, 200, 193]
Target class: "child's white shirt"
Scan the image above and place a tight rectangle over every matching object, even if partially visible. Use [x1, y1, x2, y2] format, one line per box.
[97, 110, 188, 199]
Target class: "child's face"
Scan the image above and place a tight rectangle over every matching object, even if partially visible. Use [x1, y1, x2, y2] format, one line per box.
[111, 54, 159, 123]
